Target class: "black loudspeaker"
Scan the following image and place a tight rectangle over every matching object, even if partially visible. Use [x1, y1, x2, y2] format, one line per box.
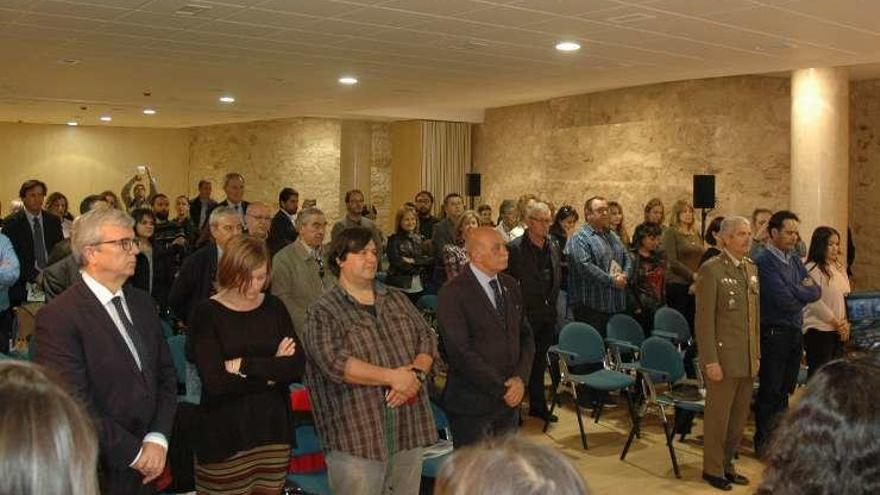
[466, 173, 482, 197]
[693, 174, 716, 209]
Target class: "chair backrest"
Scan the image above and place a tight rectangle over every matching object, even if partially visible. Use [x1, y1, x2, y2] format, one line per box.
[653, 306, 691, 341]
[293, 424, 324, 456]
[607, 313, 645, 347]
[558, 322, 606, 365]
[640, 337, 685, 384]
[166, 335, 187, 385]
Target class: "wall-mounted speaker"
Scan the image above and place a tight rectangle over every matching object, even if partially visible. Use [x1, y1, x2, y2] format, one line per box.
[466, 173, 482, 197]
[693, 174, 716, 209]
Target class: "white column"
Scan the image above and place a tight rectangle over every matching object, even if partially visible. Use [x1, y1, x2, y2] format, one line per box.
[790, 67, 849, 259]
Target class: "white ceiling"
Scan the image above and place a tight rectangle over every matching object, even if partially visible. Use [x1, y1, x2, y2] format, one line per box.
[3, 0, 880, 128]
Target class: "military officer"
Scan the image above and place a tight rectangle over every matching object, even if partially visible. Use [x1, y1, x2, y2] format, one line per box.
[695, 216, 760, 491]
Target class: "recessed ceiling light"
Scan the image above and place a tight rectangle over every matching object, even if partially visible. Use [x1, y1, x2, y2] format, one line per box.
[219, 95, 235, 103]
[555, 41, 581, 52]
[338, 76, 358, 85]
[66, 121, 78, 126]
[143, 108, 157, 115]
[57, 58, 81, 65]
[99, 115, 112, 122]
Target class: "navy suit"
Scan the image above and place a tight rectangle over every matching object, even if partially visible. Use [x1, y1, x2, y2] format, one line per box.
[2, 209, 63, 305]
[438, 266, 534, 447]
[35, 280, 177, 494]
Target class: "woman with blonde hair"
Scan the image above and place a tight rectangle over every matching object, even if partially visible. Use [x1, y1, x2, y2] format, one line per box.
[435, 436, 590, 495]
[190, 234, 306, 494]
[0, 360, 99, 495]
[443, 210, 481, 280]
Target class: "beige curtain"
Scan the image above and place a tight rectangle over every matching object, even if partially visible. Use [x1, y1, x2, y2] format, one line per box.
[421, 121, 471, 211]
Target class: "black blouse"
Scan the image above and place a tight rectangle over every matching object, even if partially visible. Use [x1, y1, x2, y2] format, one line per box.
[190, 294, 306, 463]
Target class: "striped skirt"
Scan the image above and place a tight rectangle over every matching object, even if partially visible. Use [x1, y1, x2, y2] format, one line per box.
[195, 443, 290, 495]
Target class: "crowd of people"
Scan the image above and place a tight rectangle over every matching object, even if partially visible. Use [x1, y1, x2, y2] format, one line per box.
[0, 167, 876, 495]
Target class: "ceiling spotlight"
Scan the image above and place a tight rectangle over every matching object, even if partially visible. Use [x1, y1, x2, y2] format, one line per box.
[143, 108, 157, 115]
[219, 95, 235, 103]
[555, 41, 581, 52]
[338, 76, 358, 85]
[99, 115, 112, 122]
[66, 121, 78, 126]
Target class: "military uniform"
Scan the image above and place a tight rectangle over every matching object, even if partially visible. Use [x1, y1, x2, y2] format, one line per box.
[695, 250, 760, 480]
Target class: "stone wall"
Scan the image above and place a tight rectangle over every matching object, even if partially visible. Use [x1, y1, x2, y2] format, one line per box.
[850, 81, 880, 290]
[370, 123, 393, 233]
[473, 75, 792, 230]
[188, 117, 343, 222]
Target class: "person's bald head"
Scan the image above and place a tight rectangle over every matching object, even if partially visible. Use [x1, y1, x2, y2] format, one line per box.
[466, 226, 509, 275]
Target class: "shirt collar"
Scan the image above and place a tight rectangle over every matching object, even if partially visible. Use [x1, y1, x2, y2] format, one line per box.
[723, 249, 744, 267]
[81, 271, 124, 306]
[24, 210, 42, 223]
[469, 263, 496, 285]
[766, 243, 791, 264]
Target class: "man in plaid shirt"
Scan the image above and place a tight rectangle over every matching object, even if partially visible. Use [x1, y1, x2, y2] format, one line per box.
[565, 196, 632, 337]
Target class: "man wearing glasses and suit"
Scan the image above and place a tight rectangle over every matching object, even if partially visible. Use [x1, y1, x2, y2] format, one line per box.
[35, 207, 177, 495]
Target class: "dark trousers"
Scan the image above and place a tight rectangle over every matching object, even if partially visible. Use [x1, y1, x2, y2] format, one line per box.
[571, 305, 611, 337]
[754, 325, 803, 452]
[448, 407, 519, 448]
[803, 328, 843, 379]
[0, 308, 13, 354]
[100, 468, 156, 495]
[528, 320, 558, 414]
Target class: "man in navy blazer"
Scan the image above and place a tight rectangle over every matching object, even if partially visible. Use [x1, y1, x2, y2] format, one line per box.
[2, 179, 64, 305]
[35, 208, 177, 495]
[438, 227, 535, 447]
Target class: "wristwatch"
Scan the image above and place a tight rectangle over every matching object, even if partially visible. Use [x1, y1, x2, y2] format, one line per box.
[411, 367, 427, 383]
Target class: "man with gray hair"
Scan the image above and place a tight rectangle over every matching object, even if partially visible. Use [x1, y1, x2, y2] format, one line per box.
[694, 215, 760, 491]
[271, 207, 336, 332]
[35, 207, 177, 495]
[244, 201, 273, 240]
[505, 201, 562, 422]
[169, 206, 242, 326]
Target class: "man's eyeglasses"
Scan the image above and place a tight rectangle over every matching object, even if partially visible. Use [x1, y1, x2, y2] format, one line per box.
[92, 237, 140, 252]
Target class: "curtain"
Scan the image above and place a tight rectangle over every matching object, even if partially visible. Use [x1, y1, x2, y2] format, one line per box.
[421, 121, 471, 213]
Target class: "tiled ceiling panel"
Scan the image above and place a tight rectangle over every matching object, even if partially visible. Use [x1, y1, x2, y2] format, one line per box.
[2, 0, 880, 127]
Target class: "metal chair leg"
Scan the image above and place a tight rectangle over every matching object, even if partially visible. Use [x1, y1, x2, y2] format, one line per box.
[575, 402, 588, 450]
[661, 413, 681, 478]
[543, 384, 559, 433]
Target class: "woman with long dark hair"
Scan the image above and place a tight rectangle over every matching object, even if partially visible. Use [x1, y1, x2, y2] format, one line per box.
[802, 226, 851, 378]
[386, 206, 433, 300]
[758, 354, 880, 495]
[608, 201, 630, 248]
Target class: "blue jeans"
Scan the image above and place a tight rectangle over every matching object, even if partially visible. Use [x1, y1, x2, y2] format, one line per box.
[325, 447, 424, 495]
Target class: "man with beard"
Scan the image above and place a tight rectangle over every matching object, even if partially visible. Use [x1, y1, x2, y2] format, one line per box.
[268, 187, 299, 255]
[414, 191, 438, 242]
[149, 194, 188, 314]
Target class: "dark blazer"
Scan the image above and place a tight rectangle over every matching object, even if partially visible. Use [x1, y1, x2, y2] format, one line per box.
[210, 199, 249, 219]
[506, 234, 562, 330]
[268, 210, 298, 255]
[189, 197, 217, 230]
[438, 266, 535, 416]
[2, 209, 63, 305]
[168, 243, 218, 328]
[34, 280, 177, 486]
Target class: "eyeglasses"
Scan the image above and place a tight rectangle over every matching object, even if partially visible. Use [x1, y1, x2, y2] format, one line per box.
[92, 237, 140, 252]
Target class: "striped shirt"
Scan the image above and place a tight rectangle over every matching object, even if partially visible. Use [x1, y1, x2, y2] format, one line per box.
[302, 283, 438, 460]
[565, 224, 632, 313]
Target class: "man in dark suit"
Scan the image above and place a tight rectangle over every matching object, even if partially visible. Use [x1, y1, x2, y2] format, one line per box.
[430, 192, 465, 288]
[268, 187, 299, 255]
[2, 179, 64, 306]
[506, 201, 562, 422]
[169, 206, 242, 329]
[188, 179, 216, 231]
[34, 207, 177, 495]
[438, 226, 535, 447]
[209, 172, 249, 229]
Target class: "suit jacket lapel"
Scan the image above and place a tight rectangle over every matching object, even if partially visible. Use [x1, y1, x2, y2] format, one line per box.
[463, 266, 503, 325]
[75, 282, 147, 380]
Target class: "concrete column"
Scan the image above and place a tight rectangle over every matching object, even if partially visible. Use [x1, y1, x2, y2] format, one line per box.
[339, 120, 373, 215]
[790, 67, 849, 259]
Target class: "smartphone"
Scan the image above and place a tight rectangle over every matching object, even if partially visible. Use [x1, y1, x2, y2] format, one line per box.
[304, 199, 317, 208]
[136, 165, 146, 175]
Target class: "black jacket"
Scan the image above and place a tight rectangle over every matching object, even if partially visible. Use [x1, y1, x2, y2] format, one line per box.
[506, 233, 562, 330]
[189, 197, 217, 230]
[168, 243, 218, 328]
[2, 209, 64, 304]
[386, 232, 432, 288]
[268, 210, 298, 256]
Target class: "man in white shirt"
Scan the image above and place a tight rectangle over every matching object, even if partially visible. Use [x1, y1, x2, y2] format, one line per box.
[35, 207, 177, 495]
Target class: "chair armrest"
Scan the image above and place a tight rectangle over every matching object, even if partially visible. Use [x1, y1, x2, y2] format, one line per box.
[651, 330, 679, 341]
[637, 366, 671, 383]
[547, 346, 580, 363]
[605, 338, 640, 352]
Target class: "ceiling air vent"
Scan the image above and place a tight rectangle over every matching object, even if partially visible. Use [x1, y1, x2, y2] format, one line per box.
[175, 4, 213, 16]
